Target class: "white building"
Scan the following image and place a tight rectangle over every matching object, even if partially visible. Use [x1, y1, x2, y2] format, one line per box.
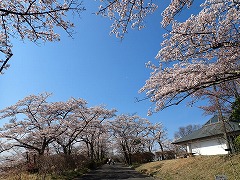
[173, 115, 240, 155]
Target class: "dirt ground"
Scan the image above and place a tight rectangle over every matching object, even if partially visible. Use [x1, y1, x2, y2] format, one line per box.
[75, 163, 155, 180]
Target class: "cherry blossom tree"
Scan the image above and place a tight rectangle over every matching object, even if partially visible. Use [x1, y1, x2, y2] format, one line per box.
[142, 1, 239, 112]
[46, 98, 92, 155]
[0, 92, 116, 157]
[140, 0, 239, 112]
[72, 106, 116, 160]
[147, 122, 167, 159]
[97, 1, 239, 113]
[0, 93, 88, 156]
[0, 93, 117, 174]
[192, 80, 240, 115]
[0, 0, 85, 74]
[109, 114, 150, 165]
[92, 125, 111, 161]
[96, 0, 158, 39]
[81, 120, 111, 161]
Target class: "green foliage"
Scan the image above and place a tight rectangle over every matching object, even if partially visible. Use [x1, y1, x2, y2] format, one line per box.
[230, 97, 240, 122]
[234, 135, 240, 152]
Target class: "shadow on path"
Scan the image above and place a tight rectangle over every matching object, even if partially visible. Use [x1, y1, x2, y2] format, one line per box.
[75, 163, 154, 180]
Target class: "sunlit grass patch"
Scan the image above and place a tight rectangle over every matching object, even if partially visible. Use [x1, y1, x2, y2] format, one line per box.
[136, 154, 240, 180]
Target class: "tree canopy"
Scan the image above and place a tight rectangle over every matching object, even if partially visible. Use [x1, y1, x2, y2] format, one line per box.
[94, 0, 240, 113]
[138, 0, 240, 112]
[0, 0, 85, 74]
[1, 1, 239, 113]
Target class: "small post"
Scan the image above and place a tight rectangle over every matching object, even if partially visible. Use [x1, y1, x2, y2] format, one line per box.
[215, 175, 227, 180]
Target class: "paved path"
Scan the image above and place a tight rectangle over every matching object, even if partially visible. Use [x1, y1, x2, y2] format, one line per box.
[75, 163, 155, 180]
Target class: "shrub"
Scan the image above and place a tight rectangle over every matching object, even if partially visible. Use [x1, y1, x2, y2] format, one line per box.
[132, 152, 155, 164]
[234, 135, 240, 152]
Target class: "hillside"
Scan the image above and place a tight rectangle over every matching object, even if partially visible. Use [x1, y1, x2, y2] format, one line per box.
[136, 154, 240, 180]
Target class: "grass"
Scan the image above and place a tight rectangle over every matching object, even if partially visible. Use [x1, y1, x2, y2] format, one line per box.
[136, 154, 240, 180]
[51, 168, 89, 180]
[0, 168, 90, 180]
[0, 173, 52, 180]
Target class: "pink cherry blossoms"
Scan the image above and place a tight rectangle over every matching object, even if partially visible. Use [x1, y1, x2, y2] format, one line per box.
[97, 0, 239, 113]
[0, 93, 116, 157]
[139, 0, 240, 112]
[0, 93, 168, 169]
[0, 0, 85, 74]
[97, 0, 158, 38]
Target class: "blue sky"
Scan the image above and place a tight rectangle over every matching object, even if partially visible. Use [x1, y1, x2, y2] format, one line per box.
[0, 1, 210, 139]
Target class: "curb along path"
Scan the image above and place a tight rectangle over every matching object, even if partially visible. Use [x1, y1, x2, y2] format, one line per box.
[75, 163, 155, 180]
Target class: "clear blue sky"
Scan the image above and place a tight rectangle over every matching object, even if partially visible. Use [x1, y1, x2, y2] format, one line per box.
[0, 1, 210, 139]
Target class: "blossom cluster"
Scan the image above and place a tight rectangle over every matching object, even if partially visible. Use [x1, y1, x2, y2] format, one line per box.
[0, 0, 85, 74]
[97, 0, 158, 38]
[108, 114, 167, 163]
[140, 0, 240, 112]
[0, 93, 116, 157]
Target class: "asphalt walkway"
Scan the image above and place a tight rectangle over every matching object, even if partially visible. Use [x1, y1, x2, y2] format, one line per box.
[75, 163, 155, 180]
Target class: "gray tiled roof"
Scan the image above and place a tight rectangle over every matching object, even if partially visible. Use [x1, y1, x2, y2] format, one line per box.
[173, 118, 240, 144]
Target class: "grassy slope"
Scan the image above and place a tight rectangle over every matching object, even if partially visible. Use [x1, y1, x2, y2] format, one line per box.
[136, 154, 240, 180]
[0, 169, 88, 180]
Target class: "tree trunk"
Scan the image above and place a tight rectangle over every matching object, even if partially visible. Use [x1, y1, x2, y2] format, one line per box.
[121, 143, 131, 165]
[90, 142, 94, 160]
[158, 141, 164, 160]
[213, 85, 231, 154]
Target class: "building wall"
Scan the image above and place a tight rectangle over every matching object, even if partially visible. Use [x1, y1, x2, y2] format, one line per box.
[187, 138, 228, 155]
